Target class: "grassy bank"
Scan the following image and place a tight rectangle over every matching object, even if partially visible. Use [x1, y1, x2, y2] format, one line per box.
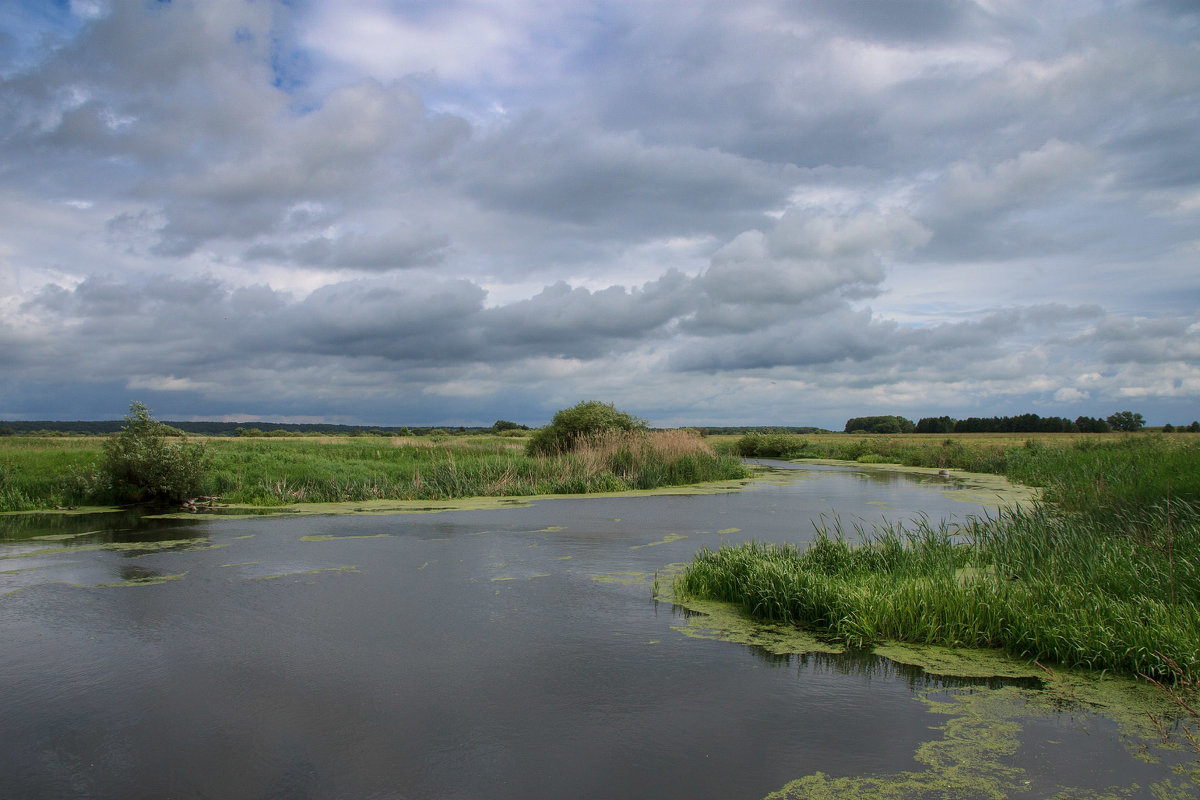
[720, 431, 1200, 515]
[0, 429, 748, 512]
[679, 434, 1200, 681]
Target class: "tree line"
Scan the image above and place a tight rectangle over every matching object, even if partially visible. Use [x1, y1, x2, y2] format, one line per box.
[846, 412, 1200, 435]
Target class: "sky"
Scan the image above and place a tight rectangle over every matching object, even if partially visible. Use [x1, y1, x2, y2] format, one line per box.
[1, 0, 1198, 429]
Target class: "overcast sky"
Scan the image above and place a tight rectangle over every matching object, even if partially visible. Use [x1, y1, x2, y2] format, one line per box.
[1, 0, 1198, 428]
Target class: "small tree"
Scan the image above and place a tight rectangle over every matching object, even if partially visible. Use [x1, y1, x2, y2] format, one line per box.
[526, 401, 646, 455]
[1106, 410, 1145, 432]
[103, 402, 209, 503]
[1191, 421, 1200, 433]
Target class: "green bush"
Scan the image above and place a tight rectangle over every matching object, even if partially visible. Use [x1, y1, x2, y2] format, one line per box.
[526, 401, 646, 455]
[731, 432, 807, 458]
[102, 402, 210, 503]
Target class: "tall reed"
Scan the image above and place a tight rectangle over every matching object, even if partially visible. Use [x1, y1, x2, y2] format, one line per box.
[676, 498, 1200, 681]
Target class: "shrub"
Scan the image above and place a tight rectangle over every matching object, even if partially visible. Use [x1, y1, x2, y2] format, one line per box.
[526, 401, 646, 455]
[732, 432, 807, 458]
[102, 402, 210, 504]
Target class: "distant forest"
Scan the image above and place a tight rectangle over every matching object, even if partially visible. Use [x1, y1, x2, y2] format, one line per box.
[844, 412, 1196, 435]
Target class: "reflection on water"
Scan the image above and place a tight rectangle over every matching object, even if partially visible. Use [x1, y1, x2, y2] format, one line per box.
[0, 507, 203, 543]
[0, 463, 1190, 800]
[731, 640, 1045, 692]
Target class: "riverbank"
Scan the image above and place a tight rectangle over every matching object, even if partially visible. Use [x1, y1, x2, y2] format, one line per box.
[0, 430, 749, 513]
[678, 434, 1200, 682]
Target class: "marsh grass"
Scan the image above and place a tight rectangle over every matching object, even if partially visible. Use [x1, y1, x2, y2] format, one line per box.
[720, 432, 1200, 513]
[689, 433, 1200, 680]
[1, 430, 747, 510]
[0, 436, 106, 511]
[676, 497, 1200, 681]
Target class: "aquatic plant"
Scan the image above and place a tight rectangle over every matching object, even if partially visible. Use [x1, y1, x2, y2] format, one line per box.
[731, 432, 808, 458]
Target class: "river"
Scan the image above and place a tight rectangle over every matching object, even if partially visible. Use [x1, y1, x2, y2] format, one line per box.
[0, 462, 1193, 799]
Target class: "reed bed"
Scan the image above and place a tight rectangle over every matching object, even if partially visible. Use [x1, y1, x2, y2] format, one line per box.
[0, 430, 747, 510]
[676, 498, 1200, 682]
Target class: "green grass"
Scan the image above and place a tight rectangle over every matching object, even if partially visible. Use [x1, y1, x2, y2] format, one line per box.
[0, 430, 748, 511]
[678, 434, 1200, 681]
[0, 437, 106, 511]
[722, 431, 1200, 515]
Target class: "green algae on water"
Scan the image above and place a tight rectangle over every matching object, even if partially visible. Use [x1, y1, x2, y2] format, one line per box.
[1, 537, 220, 561]
[490, 573, 551, 582]
[299, 533, 391, 542]
[763, 683, 1198, 800]
[664, 584, 1199, 799]
[592, 571, 654, 585]
[95, 571, 188, 588]
[631, 533, 687, 549]
[244, 565, 360, 581]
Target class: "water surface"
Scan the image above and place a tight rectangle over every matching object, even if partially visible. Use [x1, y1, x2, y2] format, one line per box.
[1, 463, 1192, 799]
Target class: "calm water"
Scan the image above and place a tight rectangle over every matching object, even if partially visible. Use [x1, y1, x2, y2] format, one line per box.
[0, 463, 1190, 799]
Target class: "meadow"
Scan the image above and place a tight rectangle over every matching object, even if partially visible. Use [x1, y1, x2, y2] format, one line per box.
[0, 429, 748, 512]
[681, 432, 1200, 682]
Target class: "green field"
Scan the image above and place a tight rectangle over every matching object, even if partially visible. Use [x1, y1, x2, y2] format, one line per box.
[0, 429, 749, 512]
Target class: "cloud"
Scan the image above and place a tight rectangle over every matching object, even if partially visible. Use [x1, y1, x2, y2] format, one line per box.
[698, 207, 929, 307]
[1, 0, 1198, 426]
[934, 140, 1099, 216]
[243, 226, 450, 272]
[302, 0, 554, 85]
[457, 120, 795, 235]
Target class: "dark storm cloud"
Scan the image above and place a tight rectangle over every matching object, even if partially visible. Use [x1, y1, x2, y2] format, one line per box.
[671, 306, 897, 372]
[481, 269, 695, 359]
[1089, 317, 1200, 365]
[789, 0, 997, 43]
[457, 118, 795, 235]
